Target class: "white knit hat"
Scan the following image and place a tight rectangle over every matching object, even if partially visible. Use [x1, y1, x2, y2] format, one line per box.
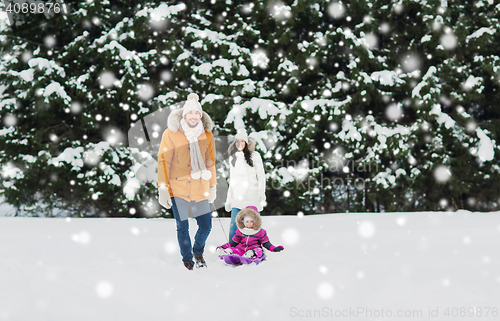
[234, 129, 248, 143]
[182, 93, 203, 118]
[243, 216, 254, 223]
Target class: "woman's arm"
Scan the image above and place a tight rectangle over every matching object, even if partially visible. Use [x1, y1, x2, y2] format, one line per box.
[253, 151, 266, 201]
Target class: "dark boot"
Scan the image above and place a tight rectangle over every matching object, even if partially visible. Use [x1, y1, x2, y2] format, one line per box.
[194, 255, 207, 268]
[183, 261, 194, 270]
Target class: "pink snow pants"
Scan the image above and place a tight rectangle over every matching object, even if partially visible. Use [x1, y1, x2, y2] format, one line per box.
[230, 247, 264, 258]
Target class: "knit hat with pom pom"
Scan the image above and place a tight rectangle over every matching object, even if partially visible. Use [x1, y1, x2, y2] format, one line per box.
[182, 93, 203, 118]
[234, 129, 249, 143]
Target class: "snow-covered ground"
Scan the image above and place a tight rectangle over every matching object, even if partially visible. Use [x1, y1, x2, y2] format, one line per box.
[1, 211, 499, 321]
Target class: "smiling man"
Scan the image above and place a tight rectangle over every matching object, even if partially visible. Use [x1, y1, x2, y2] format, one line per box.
[157, 93, 217, 270]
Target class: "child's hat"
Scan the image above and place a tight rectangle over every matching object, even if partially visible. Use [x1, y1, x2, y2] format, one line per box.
[182, 93, 203, 118]
[235, 206, 261, 230]
[245, 205, 258, 212]
[243, 216, 254, 223]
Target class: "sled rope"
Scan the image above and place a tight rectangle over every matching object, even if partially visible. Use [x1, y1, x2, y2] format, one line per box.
[210, 203, 228, 243]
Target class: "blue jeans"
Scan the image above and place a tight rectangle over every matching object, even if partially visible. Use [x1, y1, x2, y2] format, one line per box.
[171, 197, 212, 264]
[228, 207, 241, 241]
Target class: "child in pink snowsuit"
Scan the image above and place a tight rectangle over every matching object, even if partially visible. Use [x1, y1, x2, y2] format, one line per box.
[216, 206, 284, 259]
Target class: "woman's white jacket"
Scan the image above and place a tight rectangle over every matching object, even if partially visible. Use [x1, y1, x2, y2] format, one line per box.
[225, 138, 266, 212]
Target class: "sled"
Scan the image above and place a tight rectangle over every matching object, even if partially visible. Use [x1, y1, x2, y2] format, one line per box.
[220, 254, 267, 266]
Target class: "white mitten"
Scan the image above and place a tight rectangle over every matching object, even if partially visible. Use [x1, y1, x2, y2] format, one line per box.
[158, 187, 172, 209]
[259, 193, 267, 208]
[224, 202, 232, 212]
[208, 186, 216, 203]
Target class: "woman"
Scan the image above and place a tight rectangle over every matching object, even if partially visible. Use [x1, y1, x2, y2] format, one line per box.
[225, 130, 266, 240]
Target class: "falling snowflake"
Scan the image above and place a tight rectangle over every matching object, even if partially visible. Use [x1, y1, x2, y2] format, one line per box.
[440, 33, 458, 50]
[329, 122, 339, 131]
[96, 281, 114, 299]
[400, 53, 422, 72]
[137, 84, 155, 101]
[465, 120, 477, 133]
[442, 278, 451, 287]
[71, 231, 91, 244]
[363, 33, 378, 49]
[385, 104, 403, 121]
[327, 2, 345, 19]
[379, 22, 390, 34]
[160, 70, 173, 82]
[92, 16, 101, 26]
[3, 114, 17, 126]
[21, 51, 32, 62]
[433, 165, 451, 183]
[104, 127, 126, 146]
[396, 216, 406, 226]
[306, 57, 318, 68]
[44, 35, 56, 47]
[130, 227, 140, 236]
[282, 228, 299, 245]
[394, 4, 404, 14]
[164, 241, 177, 255]
[49, 133, 59, 143]
[98, 71, 117, 88]
[358, 221, 375, 238]
[71, 101, 83, 114]
[317, 282, 335, 300]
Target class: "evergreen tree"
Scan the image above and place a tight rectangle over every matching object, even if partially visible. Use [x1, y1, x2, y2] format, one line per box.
[0, 1, 181, 216]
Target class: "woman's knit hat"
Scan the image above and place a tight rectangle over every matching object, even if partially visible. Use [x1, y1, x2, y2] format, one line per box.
[234, 129, 248, 143]
[182, 93, 203, 118]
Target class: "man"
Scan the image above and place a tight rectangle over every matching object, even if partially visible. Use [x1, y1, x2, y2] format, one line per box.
[158, 93, 217, 270]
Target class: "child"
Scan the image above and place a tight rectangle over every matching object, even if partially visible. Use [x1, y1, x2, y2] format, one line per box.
[216, 206, 284, 259]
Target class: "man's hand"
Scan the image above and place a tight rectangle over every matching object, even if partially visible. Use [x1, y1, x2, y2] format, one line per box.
[159, 187, 172, 209]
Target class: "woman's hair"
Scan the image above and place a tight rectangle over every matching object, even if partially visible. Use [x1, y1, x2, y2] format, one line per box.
[230, 142, 254, 167]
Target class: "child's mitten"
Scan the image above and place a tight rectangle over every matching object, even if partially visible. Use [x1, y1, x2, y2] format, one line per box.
[271, 245, 284, 252]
